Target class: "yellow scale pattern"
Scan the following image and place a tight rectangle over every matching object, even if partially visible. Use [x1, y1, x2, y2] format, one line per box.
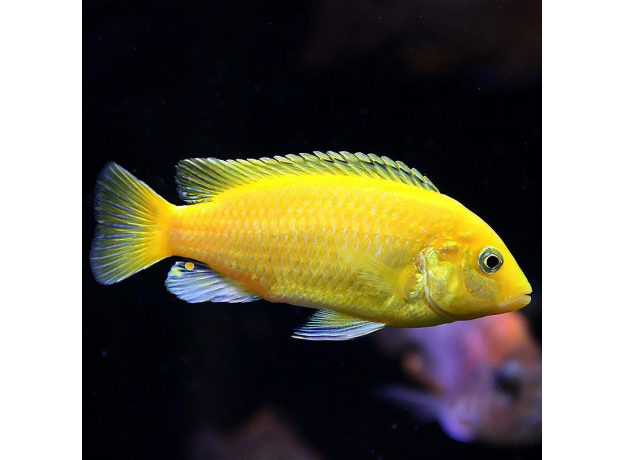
[168, 174, 464, 324]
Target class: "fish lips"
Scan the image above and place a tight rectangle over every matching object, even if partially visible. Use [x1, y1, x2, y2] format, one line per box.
[499, 291, 532, 311]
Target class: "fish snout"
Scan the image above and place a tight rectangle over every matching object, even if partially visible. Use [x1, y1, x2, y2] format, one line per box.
[499, 288, 532, 311]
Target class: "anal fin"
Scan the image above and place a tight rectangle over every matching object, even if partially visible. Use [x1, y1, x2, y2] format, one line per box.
[165, 261, 259, 304]
[293, 309, 385, 341]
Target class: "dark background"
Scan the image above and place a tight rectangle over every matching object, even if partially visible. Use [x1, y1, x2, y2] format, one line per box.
[83, 1, 541, 459]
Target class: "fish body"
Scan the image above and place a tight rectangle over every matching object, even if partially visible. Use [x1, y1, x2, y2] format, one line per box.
[172, 175, 464, 326]
[91, 152, 531, 340]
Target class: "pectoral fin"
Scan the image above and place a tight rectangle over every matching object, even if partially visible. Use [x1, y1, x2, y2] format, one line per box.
[293, 309, 385, 341]
[339, 249, 421, 301]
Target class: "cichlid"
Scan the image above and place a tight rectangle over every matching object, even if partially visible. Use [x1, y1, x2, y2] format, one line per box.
[376, 312, 542, 444]
[91, 151, 531, 340]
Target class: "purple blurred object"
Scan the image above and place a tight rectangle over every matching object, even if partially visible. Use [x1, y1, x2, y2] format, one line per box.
[376, 312, 541, 444]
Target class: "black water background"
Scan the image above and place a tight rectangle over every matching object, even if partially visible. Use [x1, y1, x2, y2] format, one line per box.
[83, 1, 541, 459]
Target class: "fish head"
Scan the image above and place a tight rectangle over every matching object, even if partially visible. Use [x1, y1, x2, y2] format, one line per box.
[436, 355, 542, 445]
[422, 221, 531, 321]
[441, 314, 542, 444]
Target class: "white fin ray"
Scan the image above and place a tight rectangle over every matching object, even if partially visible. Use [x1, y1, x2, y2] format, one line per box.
[176, 151, 439, 204]
[165, 261, 259, 304]
[292, 309, 385, 341]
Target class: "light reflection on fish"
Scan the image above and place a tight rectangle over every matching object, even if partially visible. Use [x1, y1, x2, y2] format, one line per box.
[376, 312, 541, 444]
[90, 152, 531, 340]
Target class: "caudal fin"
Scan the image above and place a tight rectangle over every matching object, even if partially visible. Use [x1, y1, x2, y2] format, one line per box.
[90, 163, 173, 285]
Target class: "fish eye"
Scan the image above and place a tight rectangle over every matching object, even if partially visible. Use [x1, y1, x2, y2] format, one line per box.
[478, 247, 504, 274]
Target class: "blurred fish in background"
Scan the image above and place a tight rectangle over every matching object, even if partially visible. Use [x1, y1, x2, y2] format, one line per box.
[376, 311, 541, 445]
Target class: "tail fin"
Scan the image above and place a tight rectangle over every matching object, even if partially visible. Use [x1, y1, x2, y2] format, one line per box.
[90, 163, 173, 285]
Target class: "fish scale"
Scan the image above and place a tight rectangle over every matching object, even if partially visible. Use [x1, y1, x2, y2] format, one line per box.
[168, 175, 441, 320]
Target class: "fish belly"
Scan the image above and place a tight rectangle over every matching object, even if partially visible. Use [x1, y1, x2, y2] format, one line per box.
[168, 176, 429, 319]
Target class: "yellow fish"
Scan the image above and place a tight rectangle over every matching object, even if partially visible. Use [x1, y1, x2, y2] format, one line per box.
[91, 151, 531, 340]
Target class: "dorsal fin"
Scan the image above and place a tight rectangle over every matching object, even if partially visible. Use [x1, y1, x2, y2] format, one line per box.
[176, 151, 439, 204]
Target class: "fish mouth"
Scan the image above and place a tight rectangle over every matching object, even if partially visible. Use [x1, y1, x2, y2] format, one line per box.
[500, 291, 532, 310]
